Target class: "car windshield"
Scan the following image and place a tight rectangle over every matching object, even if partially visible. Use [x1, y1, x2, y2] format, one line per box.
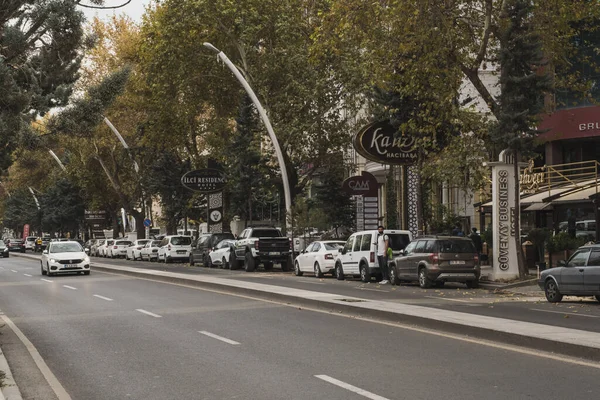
[152, 241, 161, 246]
[171, 236, 191, 245]
[138, 240, 150, 245]
[437, 240, 476, 253]
[252, 229, 281, 238]
[116, 241, 132, 246]
[50, 243, 82, 253]
[324, 242, 344, 250]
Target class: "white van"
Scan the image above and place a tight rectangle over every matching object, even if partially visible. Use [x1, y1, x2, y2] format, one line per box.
[334, 229, 412, 282]
[157, 235, 193, 263]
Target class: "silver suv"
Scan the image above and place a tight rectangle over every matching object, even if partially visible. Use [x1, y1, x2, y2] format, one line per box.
[389, 236, 480, 288]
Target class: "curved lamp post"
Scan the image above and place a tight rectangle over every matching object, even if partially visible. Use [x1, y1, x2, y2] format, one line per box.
[203, 42, 292, 232]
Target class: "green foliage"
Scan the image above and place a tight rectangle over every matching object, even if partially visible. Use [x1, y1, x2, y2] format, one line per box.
[312, 160, 355, 237]
[527, 227, 551, 259]
[426, 205, 462, 235]
[482, 224, 494, 249]
[40, 178, 85, 236]
[547, 232, 587, 253]
[2, 188, 40, 234]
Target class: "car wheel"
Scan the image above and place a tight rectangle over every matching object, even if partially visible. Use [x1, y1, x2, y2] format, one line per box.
[280, 260, 291, 272]
[294, 261, 303, 276]
[418, 267, 432, 289]
[189, 255, 195, 266]
[335, 263, 344, 280]
[41, 262, 46, 276]
[244, 252, 256, 272]
[229, 252, 239, 270]
[389, 266, 399, 285]
[544, 279, 563, 303]
[206, 257, 213, 268]
[465, 280, 478, 289]
[222, 257, 228, 270]
[314, 262, 323, 278]
[359, 263, 371, 283]
[47, 263, 53, 277]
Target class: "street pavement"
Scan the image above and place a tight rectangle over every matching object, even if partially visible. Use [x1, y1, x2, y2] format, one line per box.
[1, 255, 600, 399]
[75, 254, 600, 334]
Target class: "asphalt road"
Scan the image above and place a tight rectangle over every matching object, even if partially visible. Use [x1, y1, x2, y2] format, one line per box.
[87, 254, 600, 333]
[2, 256, 600, 400]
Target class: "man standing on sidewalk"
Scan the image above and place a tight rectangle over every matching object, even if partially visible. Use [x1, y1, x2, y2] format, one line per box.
[376, 226, 389, 284]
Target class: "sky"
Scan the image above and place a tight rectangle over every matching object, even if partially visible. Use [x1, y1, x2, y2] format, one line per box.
[81, 0, 152, 23]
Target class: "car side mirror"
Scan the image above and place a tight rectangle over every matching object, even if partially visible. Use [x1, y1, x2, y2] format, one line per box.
[557, 260, 567, 267]
[42, 250, 48, 255]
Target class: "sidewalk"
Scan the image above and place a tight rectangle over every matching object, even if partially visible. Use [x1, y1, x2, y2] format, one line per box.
[13, 253, 600, 362]
[0, 346, 23, 400]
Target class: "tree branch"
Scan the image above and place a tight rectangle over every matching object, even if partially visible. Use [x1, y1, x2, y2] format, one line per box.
[460, 63, 499, 116]
[473, 0, 493, 68]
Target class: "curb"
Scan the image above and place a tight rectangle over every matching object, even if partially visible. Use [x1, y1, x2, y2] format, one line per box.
[0, 347, 23, 400]
[479, 278, 539, 290]
[13, 253, 600, 363]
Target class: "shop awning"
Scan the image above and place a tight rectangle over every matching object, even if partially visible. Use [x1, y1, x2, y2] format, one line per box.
[551, 185, 600, 204]
[523, 202, 553, 211]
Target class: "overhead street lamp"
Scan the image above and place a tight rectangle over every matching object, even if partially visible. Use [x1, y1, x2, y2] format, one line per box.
[48, 149, 66, 171]
[203, 42, 292, 232]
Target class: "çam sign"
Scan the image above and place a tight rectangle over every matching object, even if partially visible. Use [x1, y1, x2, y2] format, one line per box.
[353, 120, 418, 165]
[342, 171, 379, 197]
[181, 169, 228, 193]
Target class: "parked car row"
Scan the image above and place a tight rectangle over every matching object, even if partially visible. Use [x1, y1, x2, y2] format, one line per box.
[86, 236, 194, 263]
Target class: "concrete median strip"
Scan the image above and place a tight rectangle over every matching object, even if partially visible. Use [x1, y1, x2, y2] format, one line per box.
[0, 345, 23, 400]
[12, 253, 600, 362]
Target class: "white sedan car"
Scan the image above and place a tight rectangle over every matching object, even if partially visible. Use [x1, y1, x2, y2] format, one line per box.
[141, 240, 162, 261]
[207, 239, 236, 269]
[126, 239, 151, 260]
[294, 241, 345, 277]
[41, 241, 91, 276]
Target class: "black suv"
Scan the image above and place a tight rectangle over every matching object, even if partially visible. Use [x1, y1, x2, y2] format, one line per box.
[389, 236, 481, 288]
[190, 232, 235, 266]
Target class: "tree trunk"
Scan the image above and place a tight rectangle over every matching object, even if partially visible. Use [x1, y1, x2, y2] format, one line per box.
[513, 150, 526, 278]
[131, 210, 145, 239]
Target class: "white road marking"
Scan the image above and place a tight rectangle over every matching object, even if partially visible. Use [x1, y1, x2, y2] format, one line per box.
[530, 308, 600, 318]
[23, 273, 32, 277]
[299, 280, 326, 285]
[1, 314, 72, 399]
[198, 331, 240, 345]
[93, 294, 113, 302]
[10, 270, 17, 273]
[41, 279, 53, 283]
[136, 309, 162, 318]
[425, 295, 471, 303]
[62, 285, 77, 290]
[355, 287, 389, 293]
[315, 375, 390, 400]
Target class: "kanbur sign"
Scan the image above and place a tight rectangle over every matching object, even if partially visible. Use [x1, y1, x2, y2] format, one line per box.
[352, 120, 417, 165]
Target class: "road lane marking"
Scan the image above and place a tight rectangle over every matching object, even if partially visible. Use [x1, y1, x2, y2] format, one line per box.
[41, 279, 53, 283]
[136, 309, 162, 318]
[298, 280, 326, 285]
[198, 331, 240, 345]
[1, 314, 72, 399]
[425, 295, 471, 303]
[530, 308, 600, 318]
[11, 270, 17, 273]
[24, 273, 32, 277]
[356, 287, 389, 293]
[93, 294, 113, 301]
[62, 285, 77, 290]
[315, 375, 389, 400]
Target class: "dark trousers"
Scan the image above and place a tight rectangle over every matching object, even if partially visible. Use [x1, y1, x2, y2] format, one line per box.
[378, 255, 389, 280]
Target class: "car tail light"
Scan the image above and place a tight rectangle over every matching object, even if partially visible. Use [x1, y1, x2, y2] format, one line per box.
[168, 245, 171, 251]
[474, 254, 479, 262]
[370, 252, 375, 263]
[255, 241, 259, 250]
[324, 253, 334, 260]
[113, 245, 118, 249]
[429, 253, 439, 264]
[289, 238, 293, 250]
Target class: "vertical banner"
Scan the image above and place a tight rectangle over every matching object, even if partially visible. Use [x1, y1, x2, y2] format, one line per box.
[208, 192, 223, 233]
[342, 172, 379, 230]
[406, 166, 419, 238]
[23, 224, 30, 239]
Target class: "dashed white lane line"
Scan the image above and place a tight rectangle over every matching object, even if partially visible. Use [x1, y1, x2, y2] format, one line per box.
[314, 375, 390, 400]
[93, 294, 113, 302]
[198, 331, 240, 345]
[10, 270, 17, 273]
[136, 309, 162, 318]
[425, 295, 471, 303]
[298, 280, 326, 285]
[41, 279, 53, 283]
[530, 308, 600, 318]
[62, 285, 77, 290]
[355, 287, 389, 293]
[24, 273, 32, 277]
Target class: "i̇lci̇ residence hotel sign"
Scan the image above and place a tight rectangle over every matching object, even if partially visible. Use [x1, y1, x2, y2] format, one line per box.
[353, 120, 417, 165]
[181, 169, 227, 193]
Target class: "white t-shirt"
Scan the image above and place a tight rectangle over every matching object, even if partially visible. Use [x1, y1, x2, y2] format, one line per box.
[376, 233, 388, 256]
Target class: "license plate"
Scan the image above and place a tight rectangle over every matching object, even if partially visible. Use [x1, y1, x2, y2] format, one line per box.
[269, 252, 280, 256]
[176, 250, 186, 254]
[63, 264, 74, 268]
[450, 260, 466, 265]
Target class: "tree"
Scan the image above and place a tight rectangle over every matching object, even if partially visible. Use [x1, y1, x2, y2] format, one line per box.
[492, 0, 552, 278]
[40, 178, 85, 237]
[313, 160, 355, 238]
[2, 187, 40, 235]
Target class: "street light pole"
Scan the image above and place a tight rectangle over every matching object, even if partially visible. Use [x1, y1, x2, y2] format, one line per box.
[203, 42, 292, 232]
[48, 150, 66, 171]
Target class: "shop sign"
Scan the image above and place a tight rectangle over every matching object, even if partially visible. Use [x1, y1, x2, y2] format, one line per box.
[85, 210, 107, 222]
[353, 120, 417, 165]
[519, 159, 546, 194]
[579, 122, 600, 131]
[181, 169, 227, 193]
[342, 171, 379, 198]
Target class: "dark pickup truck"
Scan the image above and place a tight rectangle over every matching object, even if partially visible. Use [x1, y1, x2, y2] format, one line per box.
[230, 227, 291, 272]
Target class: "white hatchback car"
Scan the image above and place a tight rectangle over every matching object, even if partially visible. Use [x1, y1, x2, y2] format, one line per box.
[108, 240, 132, 258]
[206, 239, 236, 268]
[126, 239, 151, 260]
[99, 239, 115, 257]
[334, 229, 412, 282]
[141, 240, 162, 261]
[41, 241, 91, 276]
[157, 235, 192, 263]
[294, 241, 345, 277]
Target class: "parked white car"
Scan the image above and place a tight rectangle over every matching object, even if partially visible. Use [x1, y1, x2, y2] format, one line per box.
[157, 235, 192, 263]
[41, 241, 90, 276]
[91, 239, 105, 256]
[334, 229, 412, 282]
[294, 241, 345, 277]
[206, 239, 236, 269]
[107, 240, 132, 258]
[141, 240, 161, 261]
[126, 239, 151, 260]
[25, 236, 37, 251]
[98, 239, 115, 257]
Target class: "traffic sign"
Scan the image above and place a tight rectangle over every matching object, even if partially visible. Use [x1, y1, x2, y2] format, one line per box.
[143, 218, 152, 227]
